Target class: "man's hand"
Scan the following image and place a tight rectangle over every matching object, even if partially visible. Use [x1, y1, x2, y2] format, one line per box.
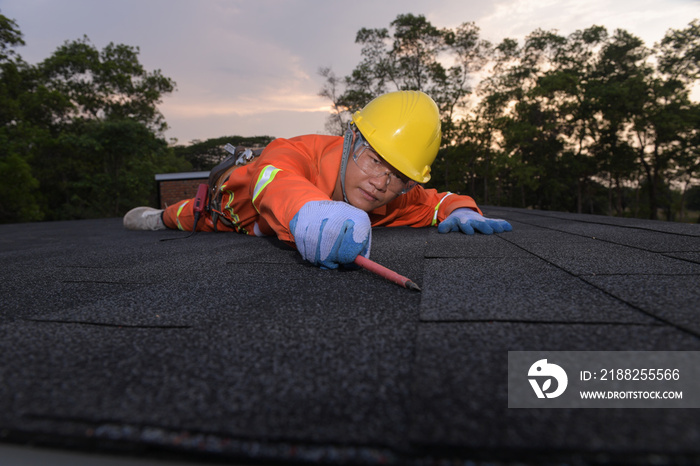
[437, 208, 512, 235]
[290, 200, 371, 269]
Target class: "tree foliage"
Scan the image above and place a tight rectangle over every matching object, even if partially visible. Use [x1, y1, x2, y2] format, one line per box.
[0, 13, 43, 222]
[38, 36, 175, 132]
[0, 12, 190, 222]
[321, 15, 700, 221]
[323, 14, 491, 141]
[172, 135, 275, 171]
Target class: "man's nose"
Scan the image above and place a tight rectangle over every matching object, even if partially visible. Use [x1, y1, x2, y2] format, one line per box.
[368, 173, 389, 191]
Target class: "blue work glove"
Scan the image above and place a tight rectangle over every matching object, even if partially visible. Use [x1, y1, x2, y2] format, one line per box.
[437, 208, 513, 235]
[289, 200, 372, 269]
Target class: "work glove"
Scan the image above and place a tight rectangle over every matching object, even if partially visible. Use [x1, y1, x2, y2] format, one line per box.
[437, 208, 513, 235]
[289, 200, 371, 269]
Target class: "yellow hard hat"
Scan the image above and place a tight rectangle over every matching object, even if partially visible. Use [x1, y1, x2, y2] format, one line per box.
[352, 90, 441, 183]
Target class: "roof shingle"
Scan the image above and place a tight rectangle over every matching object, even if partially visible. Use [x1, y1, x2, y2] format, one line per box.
[1, 206, 698, 464]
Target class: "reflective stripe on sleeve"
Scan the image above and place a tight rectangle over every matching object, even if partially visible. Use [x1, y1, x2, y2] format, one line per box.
[431, 192, 453, 226]
[252, 165, 282, 205]
[175, 200, 190, 231]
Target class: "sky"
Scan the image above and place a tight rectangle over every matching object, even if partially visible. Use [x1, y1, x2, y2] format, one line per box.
[0, 0, 698, 145]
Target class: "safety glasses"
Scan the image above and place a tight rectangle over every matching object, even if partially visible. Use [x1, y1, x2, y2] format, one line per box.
[352, 142, 417, 195]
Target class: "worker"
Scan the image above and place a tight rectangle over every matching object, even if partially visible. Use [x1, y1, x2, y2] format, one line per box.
[124, 90, 512, 269]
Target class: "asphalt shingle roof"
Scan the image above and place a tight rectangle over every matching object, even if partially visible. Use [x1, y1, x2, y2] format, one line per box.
[0, 206, 699, 465]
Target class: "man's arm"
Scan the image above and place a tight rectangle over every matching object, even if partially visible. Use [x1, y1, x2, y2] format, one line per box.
[369, 187, 511, 234]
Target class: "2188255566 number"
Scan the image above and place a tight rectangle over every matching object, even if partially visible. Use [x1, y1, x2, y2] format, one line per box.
[600, 368, 680, 381]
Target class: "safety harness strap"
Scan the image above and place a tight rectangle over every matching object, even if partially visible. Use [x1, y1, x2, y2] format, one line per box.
[207, 145, 265, 231]
[338, 124, 356, 203]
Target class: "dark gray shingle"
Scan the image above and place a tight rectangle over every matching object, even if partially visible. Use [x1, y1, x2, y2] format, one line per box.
[1, 207, 698, 464]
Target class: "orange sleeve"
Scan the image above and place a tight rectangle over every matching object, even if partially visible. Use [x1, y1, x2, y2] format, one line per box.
[246, 136, 341, 242]
[369, 187, 482, 228]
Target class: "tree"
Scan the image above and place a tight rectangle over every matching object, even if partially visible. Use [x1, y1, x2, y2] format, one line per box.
[0, 12, 44, 222]
[0, 12, 23, 61]
[544, 25, 608, 213]
[652, 20, 700, 220]
[37, 36, 175, 132]
[319, 14, 489, 145]
[0, 13, 184, 222]
[49, 118, 189, 218]
[326, 16, 699, 220]
[25, 37, 181, 220]
[469, 22, 699, 218]
[615, 21, 700, 220]
[389, 13, 445, 91]
[317, 67, 349, 136]
[581, 29, 650, 216]
[173, 135, 275, 171]
[475, 28, 575, 210]
[438, 22, 492, 142]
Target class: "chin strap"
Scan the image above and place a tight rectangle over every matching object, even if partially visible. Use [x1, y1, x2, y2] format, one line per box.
[339, 123, 356, 203]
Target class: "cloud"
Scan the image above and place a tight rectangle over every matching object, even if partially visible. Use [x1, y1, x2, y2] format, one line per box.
[164, 108, 330, 144]
[477, 0, 698, 45]
[1, 0, 697, 144]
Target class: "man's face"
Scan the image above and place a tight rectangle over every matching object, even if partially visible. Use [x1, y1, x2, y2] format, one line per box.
[333, 143, 405, 212]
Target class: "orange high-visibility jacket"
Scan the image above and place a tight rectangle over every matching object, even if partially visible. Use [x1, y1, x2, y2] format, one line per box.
[163, 134, 482, 242]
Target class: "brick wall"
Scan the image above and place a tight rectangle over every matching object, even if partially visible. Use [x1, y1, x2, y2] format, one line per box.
[156, 172, 209, 209]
